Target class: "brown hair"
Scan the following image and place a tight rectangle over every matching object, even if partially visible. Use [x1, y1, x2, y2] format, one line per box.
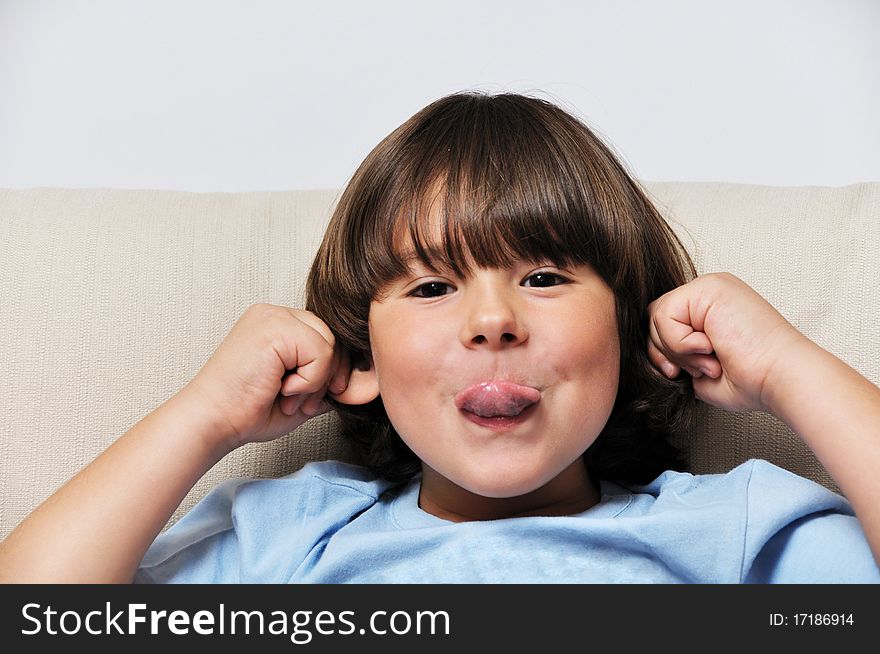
[305, 91, 698, 485]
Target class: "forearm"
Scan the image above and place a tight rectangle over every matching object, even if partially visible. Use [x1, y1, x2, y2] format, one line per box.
[0, 389, 230, 583]
[764, 337, 880, 565]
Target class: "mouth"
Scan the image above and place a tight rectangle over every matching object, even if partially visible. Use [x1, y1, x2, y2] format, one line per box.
[459, 402, 539, 432]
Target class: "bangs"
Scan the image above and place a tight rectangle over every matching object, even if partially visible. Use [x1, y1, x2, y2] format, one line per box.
[365, 94, 613, 299]
[392, 175, 587, 275]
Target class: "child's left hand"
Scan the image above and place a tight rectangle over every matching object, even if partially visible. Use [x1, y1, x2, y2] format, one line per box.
[646, 272, 808, 413]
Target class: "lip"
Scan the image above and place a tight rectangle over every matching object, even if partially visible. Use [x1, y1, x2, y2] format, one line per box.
[459, 402, 540, 432]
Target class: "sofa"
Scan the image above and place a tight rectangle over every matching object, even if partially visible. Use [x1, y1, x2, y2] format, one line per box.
[1, 183, 878, 540]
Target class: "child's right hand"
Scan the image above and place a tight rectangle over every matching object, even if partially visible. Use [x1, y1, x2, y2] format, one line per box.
[179, 304, 352, 453]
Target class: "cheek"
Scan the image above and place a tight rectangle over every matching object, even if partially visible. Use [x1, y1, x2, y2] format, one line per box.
[370, 312, 456, 410]
[585, 314, 621, 394]
[544, 305, 621, 424]
[552, 306, 620, 375]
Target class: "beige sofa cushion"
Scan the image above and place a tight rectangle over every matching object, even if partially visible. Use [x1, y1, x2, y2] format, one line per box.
[1, 183, 878, 539]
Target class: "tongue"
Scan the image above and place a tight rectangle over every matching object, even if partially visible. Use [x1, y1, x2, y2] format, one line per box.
[455, 381, 541, 418]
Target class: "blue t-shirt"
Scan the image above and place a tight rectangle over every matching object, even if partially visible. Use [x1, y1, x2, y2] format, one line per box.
[134, 459, 879, 583]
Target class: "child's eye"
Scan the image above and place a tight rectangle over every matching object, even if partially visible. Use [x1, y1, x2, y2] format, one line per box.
[523, 271, 569, 288]
[409, 272, 568, 298]
[410, 281, 453, 298]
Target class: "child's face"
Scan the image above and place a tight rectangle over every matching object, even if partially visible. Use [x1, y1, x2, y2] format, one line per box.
[366, 226, 621, 506]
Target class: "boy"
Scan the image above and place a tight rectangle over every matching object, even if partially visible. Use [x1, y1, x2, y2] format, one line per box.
[1, 92, 877, 582]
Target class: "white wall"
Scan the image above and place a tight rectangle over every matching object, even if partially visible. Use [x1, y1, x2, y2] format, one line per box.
[1, 0, 878, 191]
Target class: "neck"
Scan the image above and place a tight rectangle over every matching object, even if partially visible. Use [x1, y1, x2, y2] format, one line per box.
[418, 459, 601, 522]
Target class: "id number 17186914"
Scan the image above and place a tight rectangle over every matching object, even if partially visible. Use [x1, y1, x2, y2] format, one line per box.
[769, 613, 854, 627]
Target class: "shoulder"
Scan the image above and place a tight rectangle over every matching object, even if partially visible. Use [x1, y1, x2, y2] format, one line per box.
[735, 458, 853, 523]
[136, 460, 399, 583]
[659, 459, 875, 582]
[632, 459, 848, 513]
[266, 459, 395, 495]
[731, 461, 878, 582]
[624, 460, 876, 582]
[168, 460, 393, 513]
[621, 458, 853, 538]
[220, 459, 399, 518]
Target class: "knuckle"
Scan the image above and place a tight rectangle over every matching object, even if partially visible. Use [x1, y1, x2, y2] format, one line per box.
[667, 339, 688, 355]
[647, 296, 665, 314]
[249, 303, 283, 321]
[321, 339, 335, 360]
[704, 271, 733, 284]
[290, 307, 314, 321]
[292, 310, 337, 349]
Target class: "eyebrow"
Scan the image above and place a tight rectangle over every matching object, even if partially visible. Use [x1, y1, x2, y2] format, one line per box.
[396, 241, 573, 274]
[398, 246, 457, 269]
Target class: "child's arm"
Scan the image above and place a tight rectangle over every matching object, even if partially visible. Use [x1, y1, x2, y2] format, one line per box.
[646, 272, 880, 565]
[760, 337, 880, 565]
[0, 304, 353, 583]
[0, 389, 232, 583]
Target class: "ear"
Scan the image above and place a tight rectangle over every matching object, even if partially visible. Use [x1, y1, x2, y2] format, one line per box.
[331, 352, 379, 406]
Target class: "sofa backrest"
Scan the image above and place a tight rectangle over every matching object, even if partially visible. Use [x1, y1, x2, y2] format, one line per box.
[1, 183, 878, 538]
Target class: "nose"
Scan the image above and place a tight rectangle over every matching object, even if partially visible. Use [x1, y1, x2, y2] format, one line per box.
[460, 280, 528, 349]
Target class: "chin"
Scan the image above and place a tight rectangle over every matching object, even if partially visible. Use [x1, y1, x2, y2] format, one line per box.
[454, 465, 555, 499]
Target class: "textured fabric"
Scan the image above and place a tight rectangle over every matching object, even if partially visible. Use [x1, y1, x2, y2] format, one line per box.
[134, 459, 878, 583]
[2, 183, 879, 541]
[0, 188, 358, 541]
[644, 182, 880, 492]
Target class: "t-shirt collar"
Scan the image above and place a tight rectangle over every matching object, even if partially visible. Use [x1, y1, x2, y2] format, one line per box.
[389, 472, 634, 529]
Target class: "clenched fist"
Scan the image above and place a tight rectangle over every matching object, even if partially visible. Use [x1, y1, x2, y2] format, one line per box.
[647, 272, 808, 414]
[181, 304, 355, 453]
